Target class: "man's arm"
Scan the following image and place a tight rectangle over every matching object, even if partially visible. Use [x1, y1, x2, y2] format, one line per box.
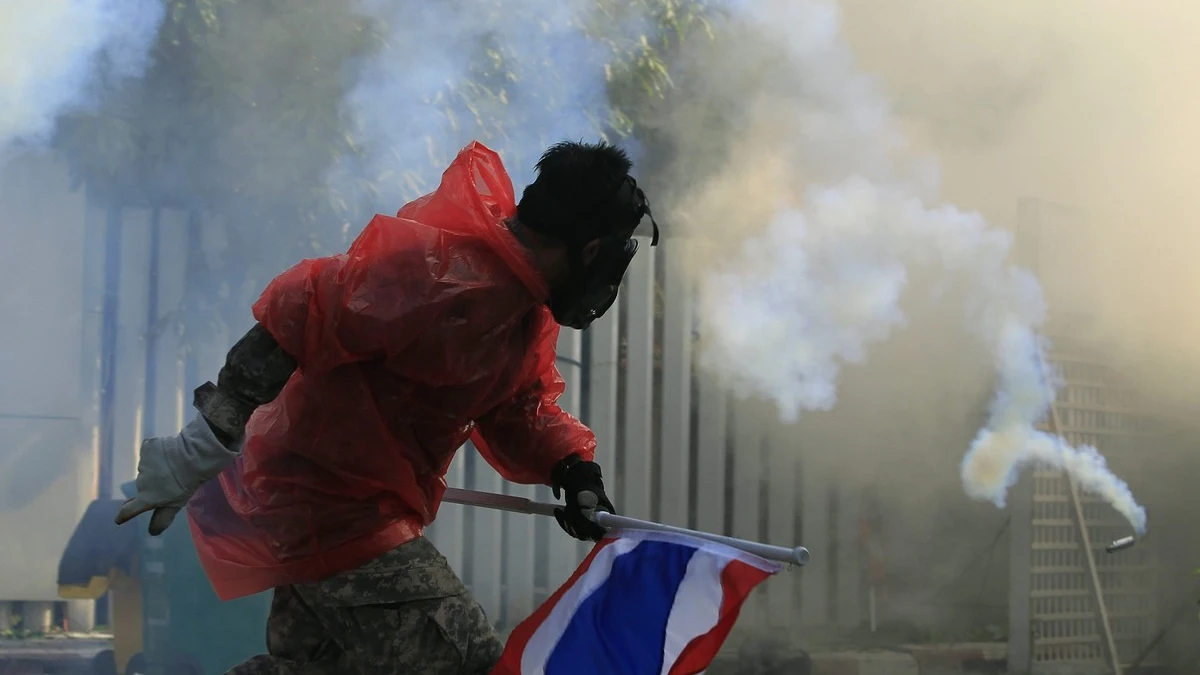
[113, 323, 298, 535]
[471, 360, 597, 486]
[117, 214, 441, 534]
[194, 323, 297, 447]
[199, 213, 447, 444]
[471, 359, 613, 541]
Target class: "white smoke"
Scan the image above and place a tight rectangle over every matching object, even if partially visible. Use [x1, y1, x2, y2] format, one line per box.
[0, 0, 164, 154]
[695, 0, 1147, 533]
[329, 0, 612, 212]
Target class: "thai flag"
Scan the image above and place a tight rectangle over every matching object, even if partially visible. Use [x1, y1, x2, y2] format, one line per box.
[493, 530, 783, 675]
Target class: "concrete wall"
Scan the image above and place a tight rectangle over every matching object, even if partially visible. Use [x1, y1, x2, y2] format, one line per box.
[0, 152, 95, 602]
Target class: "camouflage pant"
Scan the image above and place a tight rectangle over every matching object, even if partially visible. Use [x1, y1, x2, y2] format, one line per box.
[226, 537, 504, 674]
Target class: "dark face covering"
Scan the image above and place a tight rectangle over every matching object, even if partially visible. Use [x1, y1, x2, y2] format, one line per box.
[545, 177, 660, 330]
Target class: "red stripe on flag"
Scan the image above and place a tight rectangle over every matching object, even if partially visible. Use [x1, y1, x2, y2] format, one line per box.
[667, 559, 775, 675]
[490, 537, 620, 675]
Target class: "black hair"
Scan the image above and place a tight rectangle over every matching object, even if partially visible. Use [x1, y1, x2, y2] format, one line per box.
[516, 140, 635, 245]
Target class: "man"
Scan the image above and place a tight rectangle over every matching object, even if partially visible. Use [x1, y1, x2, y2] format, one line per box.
[114, 140, 660, 674]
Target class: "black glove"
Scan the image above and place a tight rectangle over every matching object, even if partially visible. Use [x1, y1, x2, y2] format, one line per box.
[551, 455, 616, 542]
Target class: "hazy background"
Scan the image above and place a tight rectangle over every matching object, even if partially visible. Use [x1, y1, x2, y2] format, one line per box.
[838, 0, 1200, 640]
[1, 0, 1198, 656]
[630, 0, 1200, 641]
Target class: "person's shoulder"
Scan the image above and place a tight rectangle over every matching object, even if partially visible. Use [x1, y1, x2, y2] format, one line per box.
[442, 234, 526, 292]
[409, 236, 537, 339]
[354, 212, 531, 304]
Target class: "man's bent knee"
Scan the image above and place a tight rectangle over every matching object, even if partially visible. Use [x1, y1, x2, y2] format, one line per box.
[334, 593, 502, 675]
[432, 594, 504, 674]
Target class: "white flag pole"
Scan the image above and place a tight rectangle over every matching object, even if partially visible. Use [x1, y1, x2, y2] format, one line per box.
[442, 487, 810, 567]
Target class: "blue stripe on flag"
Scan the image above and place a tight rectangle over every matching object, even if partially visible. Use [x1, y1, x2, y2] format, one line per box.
[544, 540, 699, 675]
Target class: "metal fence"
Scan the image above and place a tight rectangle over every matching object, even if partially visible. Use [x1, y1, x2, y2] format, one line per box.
[1008, 200, 1161, 673]
[1011, 345, 1160, 671]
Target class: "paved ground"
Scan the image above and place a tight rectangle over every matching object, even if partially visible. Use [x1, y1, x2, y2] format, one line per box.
[0, 635, 110, 675]
[0, 634, 1012, 675]
[711, 641, 1009, 675]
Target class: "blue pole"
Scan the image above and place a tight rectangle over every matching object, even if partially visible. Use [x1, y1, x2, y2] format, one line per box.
[141, 208, 161, 439]
[184, 210, 201, 394]
[97, 208, 122, 501]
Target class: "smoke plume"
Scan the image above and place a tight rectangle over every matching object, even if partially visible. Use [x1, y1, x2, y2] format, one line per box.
[0, 0, 163, 157]
[676, 0, 1148, 532]
[329, 0, 614, 212]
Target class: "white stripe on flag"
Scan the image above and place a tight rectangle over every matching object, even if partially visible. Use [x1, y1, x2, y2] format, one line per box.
[603, 529, 783, 574]
[521, 537, 643, 675]
[659, 549, 729, 675]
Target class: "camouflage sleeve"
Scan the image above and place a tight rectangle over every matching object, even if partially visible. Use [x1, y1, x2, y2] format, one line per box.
[193, 323, 298, 447]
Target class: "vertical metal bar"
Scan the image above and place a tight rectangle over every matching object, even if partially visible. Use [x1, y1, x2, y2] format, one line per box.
[800, 461, 830, 625]
[622, 245, 655, 520]
[658, 242, 693, 527]
[731, 397, 763, 627]
[1008, 471, 1035, 673]
[190, 214, 231, 388]
[587, 304, 620, 479]
[430, 453, 466, 577]
[548, 330, 584, 585]
[183, 211, 202, 395]
[80, 200, 107, 503]
[111, 209, 151, 494]
[140, 208, 161, 440]
[836, 480, 863, 628]
[134, 209, 164, 675]
[694, 376, 727, 537]
[827, 485, 841, 625]
[503, 478, 536, 627]
[467, 443, 504, 625]
[155, 211, 189, 434]
[793, 458, 805, 611]
[97, 208, 122, 500]
[731, 398, 762, 539]
[766, 424, 796, 628]
[585, 299, 620, 564]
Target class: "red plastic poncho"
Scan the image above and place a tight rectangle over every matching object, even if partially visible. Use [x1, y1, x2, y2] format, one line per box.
[187, 142, 597, 601]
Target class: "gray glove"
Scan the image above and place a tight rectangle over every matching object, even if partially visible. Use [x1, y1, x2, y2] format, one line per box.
[114, 414, 240, 535]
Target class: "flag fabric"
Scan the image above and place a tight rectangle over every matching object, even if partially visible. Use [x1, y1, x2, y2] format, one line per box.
[492, 529, 783, 675]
